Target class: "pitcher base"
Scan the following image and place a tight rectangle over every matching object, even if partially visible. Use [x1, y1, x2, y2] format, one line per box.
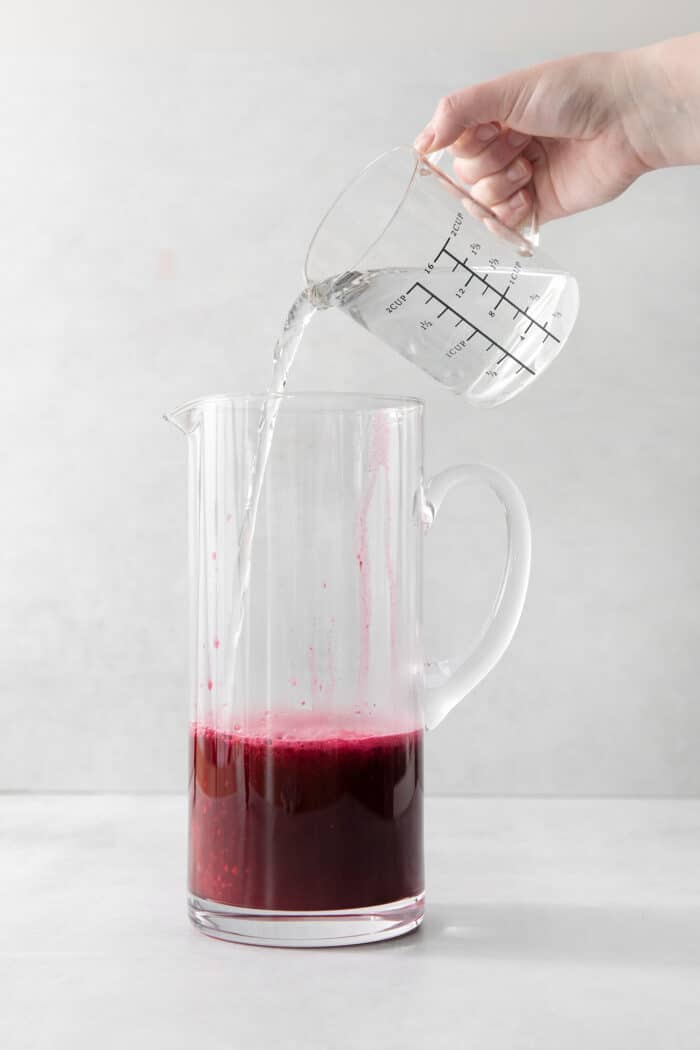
[188, 892, 425, 947]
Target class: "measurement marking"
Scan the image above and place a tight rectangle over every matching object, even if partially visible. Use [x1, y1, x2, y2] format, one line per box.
[407, 281, 535, 375]
[436, 243, 561, 343]
[434, 239, 452, 262]
[454, 318, 465, 327]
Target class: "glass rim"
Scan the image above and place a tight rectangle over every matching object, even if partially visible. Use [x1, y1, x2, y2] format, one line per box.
[303, 145, 420, 284]
[165, 391, 425, 421]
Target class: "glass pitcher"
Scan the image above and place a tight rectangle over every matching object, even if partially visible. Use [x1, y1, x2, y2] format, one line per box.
[306, 146, 579, 406]
[167, 393, 530, 946]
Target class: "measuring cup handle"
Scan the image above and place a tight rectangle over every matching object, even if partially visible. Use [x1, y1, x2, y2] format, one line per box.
[421, 464, 531, 731]
[427, 147, 540, 251]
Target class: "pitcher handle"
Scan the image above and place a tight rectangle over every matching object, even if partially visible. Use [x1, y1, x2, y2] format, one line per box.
[421, 464, 531, 731]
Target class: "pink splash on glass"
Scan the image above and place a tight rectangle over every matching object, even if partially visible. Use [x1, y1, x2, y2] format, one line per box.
[354, 415, 397, 706]
[307, 645, 322, 701]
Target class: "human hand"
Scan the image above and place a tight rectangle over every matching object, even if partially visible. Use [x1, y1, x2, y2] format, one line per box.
[414, 34, 700, 227]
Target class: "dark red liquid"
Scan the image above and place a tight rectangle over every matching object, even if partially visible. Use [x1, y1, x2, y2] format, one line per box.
[189, 715, 424, 911]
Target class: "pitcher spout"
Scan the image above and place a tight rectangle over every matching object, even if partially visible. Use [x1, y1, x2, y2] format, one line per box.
[163, 399, 203, 436]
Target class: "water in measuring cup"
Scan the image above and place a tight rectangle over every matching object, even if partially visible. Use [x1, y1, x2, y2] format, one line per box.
[311, 264, 577, 404]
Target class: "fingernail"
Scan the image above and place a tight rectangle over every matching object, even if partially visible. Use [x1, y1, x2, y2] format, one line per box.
[506, 159, 527, 182]
[476, 123, 500, 143]
[512, 190, 529, 208]
[507, 130, 529, 147]
[414, 125, 435, 153]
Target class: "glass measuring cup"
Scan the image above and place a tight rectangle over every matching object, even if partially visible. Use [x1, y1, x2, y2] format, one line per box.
[306, 147, 579, 406]
[167, 393, 531, 947]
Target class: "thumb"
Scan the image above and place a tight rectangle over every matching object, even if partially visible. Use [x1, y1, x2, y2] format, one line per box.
[415, 70, 538, 152]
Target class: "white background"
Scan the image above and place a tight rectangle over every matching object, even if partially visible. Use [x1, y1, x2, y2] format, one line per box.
[1, 0, 698, 794]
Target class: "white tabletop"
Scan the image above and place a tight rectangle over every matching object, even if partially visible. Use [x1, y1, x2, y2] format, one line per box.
[2, 796, 699, 1049]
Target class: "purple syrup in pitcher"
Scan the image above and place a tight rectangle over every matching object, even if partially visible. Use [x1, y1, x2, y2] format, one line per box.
[189, 714, 424, 912]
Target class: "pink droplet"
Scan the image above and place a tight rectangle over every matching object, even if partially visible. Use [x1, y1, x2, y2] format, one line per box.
[322, 580, 327, 589]
[207, 680, 213, 691]
[213, 639, 220, 649]
[300, 699, 306, 706]
[226, 513, 233, 523]
[156, 248, 177, 280]
[289, 677, 297, 687]
[211, 551, 217, 560]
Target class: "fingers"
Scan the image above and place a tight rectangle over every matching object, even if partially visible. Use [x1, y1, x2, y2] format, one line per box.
[490, 187, 533, 227]
[460, 154, 533, 208]
[414, 70, 533, 153]
[451, 127, 531, 181]
[447, 121, 501, 157]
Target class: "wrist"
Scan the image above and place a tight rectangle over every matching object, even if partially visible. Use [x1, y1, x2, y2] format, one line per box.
[622, 34, 700, 169]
